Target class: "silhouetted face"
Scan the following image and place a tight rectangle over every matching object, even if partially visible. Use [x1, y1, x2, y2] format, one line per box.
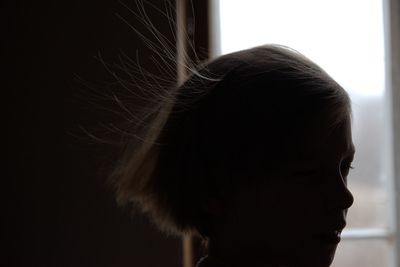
[209, 116, 355, 267]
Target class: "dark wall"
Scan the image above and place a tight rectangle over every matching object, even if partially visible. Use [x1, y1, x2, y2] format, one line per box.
[5, 1, 181, 266]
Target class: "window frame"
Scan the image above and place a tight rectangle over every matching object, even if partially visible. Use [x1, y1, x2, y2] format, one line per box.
[383, 0, 400, 266]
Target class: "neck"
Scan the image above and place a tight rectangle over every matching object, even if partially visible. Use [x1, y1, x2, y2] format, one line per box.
[205, 239, 293, 267]
[198, 255, 294, 267]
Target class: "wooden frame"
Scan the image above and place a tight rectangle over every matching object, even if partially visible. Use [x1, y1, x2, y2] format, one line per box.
[176, 1, 210, 267]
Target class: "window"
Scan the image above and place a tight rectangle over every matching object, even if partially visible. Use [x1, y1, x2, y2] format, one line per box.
[210, 0, 399, 266]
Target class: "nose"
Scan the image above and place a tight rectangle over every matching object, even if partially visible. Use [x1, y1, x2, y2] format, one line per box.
[329, 176, 354, 210]
[340, 186, 354, 210]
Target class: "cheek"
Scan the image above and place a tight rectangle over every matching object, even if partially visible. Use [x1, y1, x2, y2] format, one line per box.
[264, 185, 326, 230]
[246, 188, 316, 230]
[226, 181, 325, 238]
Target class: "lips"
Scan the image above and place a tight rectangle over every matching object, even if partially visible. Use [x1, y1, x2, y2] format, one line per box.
[312, 221, 346, 244]
[313, 230, 342, 244]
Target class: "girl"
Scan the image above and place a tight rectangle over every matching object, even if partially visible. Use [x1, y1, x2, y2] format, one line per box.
[112, 44, 355, 267]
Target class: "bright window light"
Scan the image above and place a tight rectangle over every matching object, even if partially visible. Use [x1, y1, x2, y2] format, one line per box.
[218, 0, 385, 97]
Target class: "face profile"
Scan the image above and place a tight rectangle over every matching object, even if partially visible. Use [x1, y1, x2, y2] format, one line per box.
[205, 116, 355, 267]
[113, 45, 355, 267]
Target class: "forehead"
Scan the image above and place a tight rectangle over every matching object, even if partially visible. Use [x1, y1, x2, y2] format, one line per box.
[297, 117, 354, 160]
[249, 116, 354, 176]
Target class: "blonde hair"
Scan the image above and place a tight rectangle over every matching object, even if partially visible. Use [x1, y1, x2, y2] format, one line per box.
[111, 44, 351, 236]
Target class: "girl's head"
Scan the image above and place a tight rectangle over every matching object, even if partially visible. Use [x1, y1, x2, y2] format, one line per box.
[113, 45, 354, 267]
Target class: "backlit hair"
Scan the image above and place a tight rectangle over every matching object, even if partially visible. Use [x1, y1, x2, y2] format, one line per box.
[111, 44, 351, 237]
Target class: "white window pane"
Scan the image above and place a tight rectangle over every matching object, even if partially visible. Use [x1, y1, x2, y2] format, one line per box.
[348, 95, 389, 228]
[332, 239, 392, 267]
[217, 0, 390, 229]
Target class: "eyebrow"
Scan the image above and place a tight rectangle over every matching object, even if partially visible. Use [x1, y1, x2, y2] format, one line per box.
[346, 144, 356, 157]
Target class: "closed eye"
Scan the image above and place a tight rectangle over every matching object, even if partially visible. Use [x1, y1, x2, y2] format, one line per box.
[341, 146, 355, 178]
[340, 161, 354, 178]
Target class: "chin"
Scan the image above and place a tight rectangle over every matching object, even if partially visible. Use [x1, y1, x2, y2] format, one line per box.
[295, 244, 338, 267]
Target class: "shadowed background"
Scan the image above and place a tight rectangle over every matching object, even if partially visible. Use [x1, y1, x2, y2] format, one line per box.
[4, 1, 191, 266]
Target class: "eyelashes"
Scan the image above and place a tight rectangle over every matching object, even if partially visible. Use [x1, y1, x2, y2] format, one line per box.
[341, 161, 355, 177]
[288, 159, 355, 181]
